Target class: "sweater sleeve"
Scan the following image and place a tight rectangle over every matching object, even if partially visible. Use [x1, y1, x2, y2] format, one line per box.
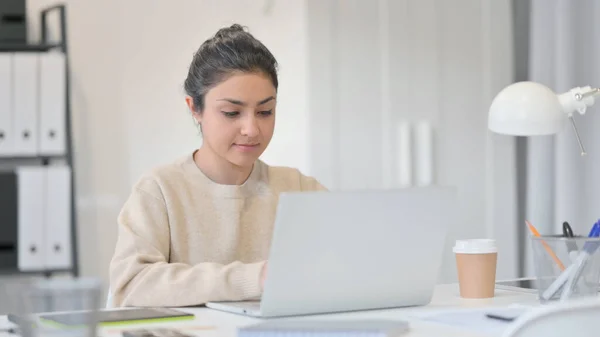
[109, 184, 266, 307]
[300, 174, 329, 192]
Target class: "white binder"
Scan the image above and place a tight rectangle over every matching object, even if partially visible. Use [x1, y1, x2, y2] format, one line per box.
[39, 52, 66, 156]
[13, 53, 39, 156]
[44, 166, 72, 269]
[0, 53, 13, 156]
[16, 167, 46, 271]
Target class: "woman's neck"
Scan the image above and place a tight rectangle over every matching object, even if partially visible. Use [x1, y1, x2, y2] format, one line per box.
[193, 146, 253, 185]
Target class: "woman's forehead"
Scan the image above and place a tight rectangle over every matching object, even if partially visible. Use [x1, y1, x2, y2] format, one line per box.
[207, 73, 276, 100]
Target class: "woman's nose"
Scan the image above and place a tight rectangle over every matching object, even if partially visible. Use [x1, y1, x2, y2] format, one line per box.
[241, 116, 259, 137]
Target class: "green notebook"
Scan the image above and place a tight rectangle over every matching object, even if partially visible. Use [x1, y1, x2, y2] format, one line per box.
[37, 308, 195, 327]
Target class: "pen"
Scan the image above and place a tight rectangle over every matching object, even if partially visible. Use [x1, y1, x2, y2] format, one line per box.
[563, 221, 579, 258]
[563, 221, 574, 237]
[541, 262, 577, 300]
[526, 221, 566, 271]
[485, 313, 517, 322]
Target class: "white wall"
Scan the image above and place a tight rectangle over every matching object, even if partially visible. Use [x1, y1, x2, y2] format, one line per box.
[22, 0, 519, 293]
[307, 0, 518, 282]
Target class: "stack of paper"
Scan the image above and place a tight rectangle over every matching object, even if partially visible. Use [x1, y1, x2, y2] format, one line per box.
[413, 306, 530, 337]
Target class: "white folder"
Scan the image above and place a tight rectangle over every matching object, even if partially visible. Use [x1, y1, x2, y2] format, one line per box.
[13, 53, 39, 156]
[44, 165, 72, 269]
[16, 167, 46, 271]
[0, 53, 13, 156]
[39, 52, 66, 156]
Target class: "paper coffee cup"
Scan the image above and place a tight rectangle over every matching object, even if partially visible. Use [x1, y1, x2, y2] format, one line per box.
[453, 239, 498, 299]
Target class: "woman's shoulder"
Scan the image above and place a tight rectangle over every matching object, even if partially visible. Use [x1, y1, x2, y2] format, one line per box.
[261, 161, 328, 192]
[130, 154, 193, 198]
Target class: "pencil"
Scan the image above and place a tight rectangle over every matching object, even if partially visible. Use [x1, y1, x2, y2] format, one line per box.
[526, 220, 566, 271]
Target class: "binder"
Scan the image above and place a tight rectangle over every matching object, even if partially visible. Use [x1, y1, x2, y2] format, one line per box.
[39, 52, 66, 156]
[0, 172, 18, 270]
[0, 53, 13, 156]
[13, 52, 39, 156]
[16, 167, 45, 271]
[44, 165, 72, 269]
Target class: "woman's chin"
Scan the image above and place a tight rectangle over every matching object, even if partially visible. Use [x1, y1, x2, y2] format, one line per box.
[227, 153, 261, 168]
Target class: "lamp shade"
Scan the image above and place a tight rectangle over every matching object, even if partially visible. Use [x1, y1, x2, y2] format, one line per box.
[488, 81, 567, 135]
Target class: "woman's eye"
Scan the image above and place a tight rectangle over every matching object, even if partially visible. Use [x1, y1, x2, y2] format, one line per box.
[259, 110, 273, 116]
[222, 111, 239, 118]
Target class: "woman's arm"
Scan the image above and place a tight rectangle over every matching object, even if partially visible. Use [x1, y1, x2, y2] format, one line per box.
[109, 185, 265, 307]
[300, 175, 328, 192]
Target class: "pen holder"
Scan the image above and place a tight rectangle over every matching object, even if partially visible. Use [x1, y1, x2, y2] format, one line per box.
[531, 235, 600, 303]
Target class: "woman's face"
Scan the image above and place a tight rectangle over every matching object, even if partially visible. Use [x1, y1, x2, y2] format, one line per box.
[190, 72, 276, 168]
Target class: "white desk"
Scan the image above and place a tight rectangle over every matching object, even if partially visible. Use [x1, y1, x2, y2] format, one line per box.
[0, 284, 539, 337]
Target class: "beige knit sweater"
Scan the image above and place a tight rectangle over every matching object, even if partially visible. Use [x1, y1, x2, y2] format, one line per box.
[109, 152, 326, 307]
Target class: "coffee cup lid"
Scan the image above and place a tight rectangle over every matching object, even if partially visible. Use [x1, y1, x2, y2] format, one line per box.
[453, 239, 497, 254]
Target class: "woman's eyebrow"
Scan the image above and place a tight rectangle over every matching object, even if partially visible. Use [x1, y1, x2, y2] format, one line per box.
[257, 96, 276, 105]
[217, 96, 275, 106]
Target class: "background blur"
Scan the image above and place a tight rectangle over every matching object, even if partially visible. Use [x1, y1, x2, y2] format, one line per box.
[1, 0, 600, 309]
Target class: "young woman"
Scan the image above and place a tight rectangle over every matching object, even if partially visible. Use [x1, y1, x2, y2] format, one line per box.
[109, 24, 326, 307]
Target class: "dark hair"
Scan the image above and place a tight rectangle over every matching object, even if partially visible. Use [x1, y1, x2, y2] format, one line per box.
[184, 24, 279, 113]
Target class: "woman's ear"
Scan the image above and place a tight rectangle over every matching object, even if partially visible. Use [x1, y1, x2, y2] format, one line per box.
[185, 96, 202, 123]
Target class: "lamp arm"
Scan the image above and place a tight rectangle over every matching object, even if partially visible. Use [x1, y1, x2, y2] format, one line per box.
[557, 86, 600, 116]
[557, 86, 600, 156]
[577, 87, 600, 100]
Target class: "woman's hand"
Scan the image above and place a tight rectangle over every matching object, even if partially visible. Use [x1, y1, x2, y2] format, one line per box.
[260, 261, 268, 291]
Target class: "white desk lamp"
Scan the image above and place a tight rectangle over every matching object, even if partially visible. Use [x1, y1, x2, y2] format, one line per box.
[488, 81, 600, 155]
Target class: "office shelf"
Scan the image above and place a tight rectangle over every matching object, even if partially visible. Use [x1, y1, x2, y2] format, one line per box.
[0, 4, 78, 278]
[0, 155, 67, 161]
[0, 43, 62, 52]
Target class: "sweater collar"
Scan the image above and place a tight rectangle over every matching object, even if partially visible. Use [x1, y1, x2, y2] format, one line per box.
[181, 151, 269, 198]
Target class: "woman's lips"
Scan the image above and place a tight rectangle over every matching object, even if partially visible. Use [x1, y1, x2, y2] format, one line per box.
[234, 143, 260, 152]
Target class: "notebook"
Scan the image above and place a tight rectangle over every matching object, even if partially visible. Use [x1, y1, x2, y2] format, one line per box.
[237, 319, 410, 337]
[36, 308, 194, 327]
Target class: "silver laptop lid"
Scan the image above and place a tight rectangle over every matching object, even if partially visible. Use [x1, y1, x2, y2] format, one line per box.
[260, 187, 457, 317]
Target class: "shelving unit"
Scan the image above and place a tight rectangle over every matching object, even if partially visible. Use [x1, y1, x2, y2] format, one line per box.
[0, 4, 78, 277]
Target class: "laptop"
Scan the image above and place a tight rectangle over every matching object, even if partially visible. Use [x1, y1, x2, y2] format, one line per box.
[206, 187, 457, 318]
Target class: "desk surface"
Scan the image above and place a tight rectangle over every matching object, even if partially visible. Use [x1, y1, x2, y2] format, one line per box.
[0, 284, 539, 337]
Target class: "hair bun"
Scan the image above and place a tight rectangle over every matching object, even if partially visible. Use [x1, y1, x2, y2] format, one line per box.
[214, 24, 247, 39]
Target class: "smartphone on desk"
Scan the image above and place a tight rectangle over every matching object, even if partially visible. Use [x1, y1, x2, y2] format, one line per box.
[495, 278, 541, 295]
[496, 278, 600, 293]
[495, 279, 539, 291]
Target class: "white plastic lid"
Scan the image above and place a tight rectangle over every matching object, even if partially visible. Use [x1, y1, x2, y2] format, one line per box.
[453, 239, 497, 254]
